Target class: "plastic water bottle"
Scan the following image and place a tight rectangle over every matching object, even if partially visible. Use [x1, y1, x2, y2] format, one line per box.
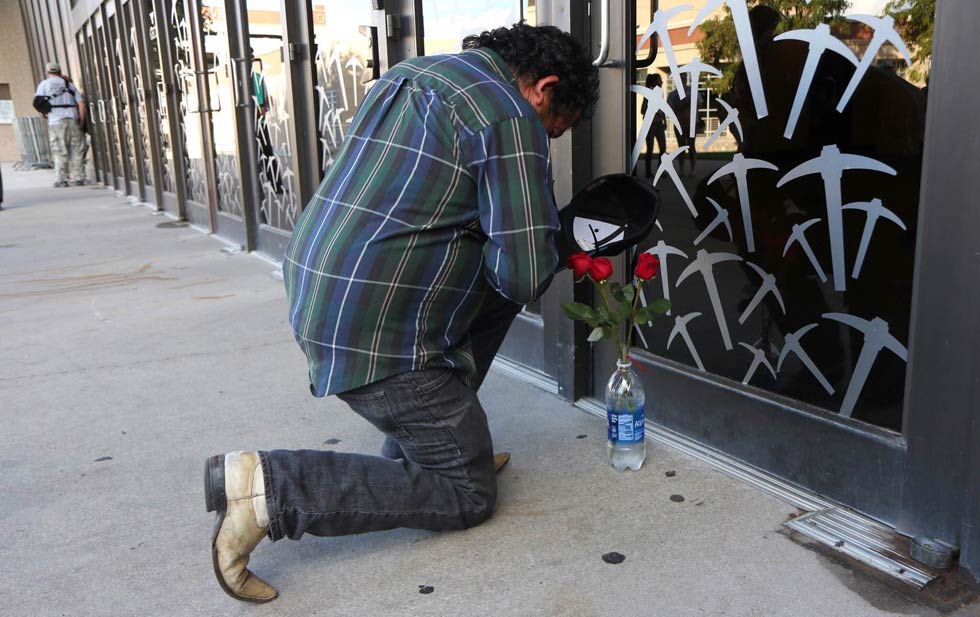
[606, 359, 646, 471]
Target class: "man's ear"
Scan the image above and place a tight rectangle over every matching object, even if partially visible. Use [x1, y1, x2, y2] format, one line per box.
[527, 75, 560, 108]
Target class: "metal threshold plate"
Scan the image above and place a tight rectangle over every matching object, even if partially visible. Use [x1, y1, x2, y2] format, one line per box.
[569, 398, 942, 589]
[785, 508, 941, 589]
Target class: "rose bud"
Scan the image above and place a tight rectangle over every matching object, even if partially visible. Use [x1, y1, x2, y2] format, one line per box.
[590, 257, 614, 282]
[568, 252, 593, 280]
[634, 252, 661, 280]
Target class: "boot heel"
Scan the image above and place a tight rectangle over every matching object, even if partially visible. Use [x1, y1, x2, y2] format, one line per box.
[204, 454, 226, 513]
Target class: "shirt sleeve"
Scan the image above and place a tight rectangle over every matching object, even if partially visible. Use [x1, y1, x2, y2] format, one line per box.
[461, 116, 559, 305]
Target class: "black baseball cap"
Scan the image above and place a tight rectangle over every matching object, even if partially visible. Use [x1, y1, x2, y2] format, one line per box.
[555, 174, 660, 268]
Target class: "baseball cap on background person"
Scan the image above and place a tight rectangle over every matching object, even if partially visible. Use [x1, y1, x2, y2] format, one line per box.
[45, 61, 61, 73]
[554, 174, 660, 269]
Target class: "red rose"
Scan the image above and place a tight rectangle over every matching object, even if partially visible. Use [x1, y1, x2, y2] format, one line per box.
[634, 252, 660, 280]
[590, 257, 614, 282]
[568, 252, 593, 280]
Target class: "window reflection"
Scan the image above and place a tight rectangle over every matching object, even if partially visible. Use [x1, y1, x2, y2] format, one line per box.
[422, 0, 533, 55]
[311, 0, 372, 180]
[245, 0, 298, 230]
[201, 2, 244, 217]
[631, 0, 932, 432]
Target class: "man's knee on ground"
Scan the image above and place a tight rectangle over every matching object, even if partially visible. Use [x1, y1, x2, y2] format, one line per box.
[457, 458, 498, 529]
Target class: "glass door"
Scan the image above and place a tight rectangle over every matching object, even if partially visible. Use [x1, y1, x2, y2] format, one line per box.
[200, 0, 247, 238]
[245, 0, 304, 245]
[589, 0, 936, 524]
[76, 28, 108, 186]
[105, 6, 138, 195]
[147, 0, 186, 216]
[170, 0, 212, 226]
[91, 15, 124, 191]
[310, 0, 372, 182]
[122, 0, 156, 204]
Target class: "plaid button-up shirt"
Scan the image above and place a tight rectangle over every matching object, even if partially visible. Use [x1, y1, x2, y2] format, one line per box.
[284, 49, 559, 397]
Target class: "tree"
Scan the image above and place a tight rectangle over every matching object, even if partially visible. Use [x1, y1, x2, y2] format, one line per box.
[883, 0, 934, 84]
[696, 0, 851, 95]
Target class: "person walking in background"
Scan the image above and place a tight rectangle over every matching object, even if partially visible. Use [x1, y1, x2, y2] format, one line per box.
[641, 73, 667, 177]
[203, 23, 599, 603]
[33, 61, 87, 187]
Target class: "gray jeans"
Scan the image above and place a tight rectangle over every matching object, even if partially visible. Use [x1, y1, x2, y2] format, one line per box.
[261, 287, 523, 541]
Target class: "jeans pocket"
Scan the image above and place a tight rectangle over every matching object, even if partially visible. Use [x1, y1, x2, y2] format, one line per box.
[338, 386, 412, 442]
[409, 369, 455, 395]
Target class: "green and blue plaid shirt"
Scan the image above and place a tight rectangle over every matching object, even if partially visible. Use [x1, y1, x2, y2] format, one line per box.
[284, 49, 559, 397]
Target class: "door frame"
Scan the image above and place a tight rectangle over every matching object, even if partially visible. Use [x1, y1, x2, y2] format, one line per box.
[149, 0, 192, 220]
[75, 27, 108, 186]
[100, 2, 137, 196]
[583, 0, 980, 548]
[113, 0, 150, 203]
[89, 15, 122, 191]
[585, 0, 915, 525]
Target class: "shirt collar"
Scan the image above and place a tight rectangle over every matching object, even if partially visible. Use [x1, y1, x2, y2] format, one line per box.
[463, 48, 519, 89]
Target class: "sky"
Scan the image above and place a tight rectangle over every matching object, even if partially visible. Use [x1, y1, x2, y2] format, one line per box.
[844, 0, 890, 16]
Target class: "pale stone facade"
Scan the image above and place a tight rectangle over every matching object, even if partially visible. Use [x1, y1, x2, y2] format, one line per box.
[0, 1, 41, 162]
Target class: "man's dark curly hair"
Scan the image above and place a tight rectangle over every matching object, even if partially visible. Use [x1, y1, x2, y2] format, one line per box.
[462, 23, 600, 121]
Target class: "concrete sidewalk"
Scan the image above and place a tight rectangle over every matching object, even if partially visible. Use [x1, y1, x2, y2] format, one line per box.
[1, 165, 973, 617]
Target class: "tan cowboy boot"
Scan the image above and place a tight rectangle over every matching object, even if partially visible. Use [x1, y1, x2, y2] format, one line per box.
[494, 451, 510, 473]
[205, 451, 278, 603]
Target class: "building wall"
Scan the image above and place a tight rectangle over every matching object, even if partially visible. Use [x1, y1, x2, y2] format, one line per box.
[0, 1, 42, 162]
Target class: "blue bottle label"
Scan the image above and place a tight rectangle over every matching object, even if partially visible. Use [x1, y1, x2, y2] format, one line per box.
[607, 404, 645, 444]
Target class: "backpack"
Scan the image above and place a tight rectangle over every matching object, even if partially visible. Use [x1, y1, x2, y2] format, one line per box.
[33, 77, 77, 115]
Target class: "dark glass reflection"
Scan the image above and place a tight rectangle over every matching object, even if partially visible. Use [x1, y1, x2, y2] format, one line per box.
[633, 9, 928, 432]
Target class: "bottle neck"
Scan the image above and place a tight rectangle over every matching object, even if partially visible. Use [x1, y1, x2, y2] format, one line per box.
[616, 359, 631, 370]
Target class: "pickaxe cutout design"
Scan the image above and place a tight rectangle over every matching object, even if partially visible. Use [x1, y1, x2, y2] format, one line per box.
[842, 198, 907, 279]
[677, 249, 743, 351]
[782, 218, 827, 283]
[653, 146, 698, 217]
[668, 312, 705, 371]
[738, 342, 777, 385]
[631, 85, 682, 172]
[777, 323, 834, 396]
[693, 197, 733, 246]
[637, 5, 693, 99]
[738, 262, 785, 325]
[837, 15, 912, 112]
[677, 58, 722, 137]
[778, 145, 897, 291]
[708, 153, 778, 253]
[688, 0, 768, 119]
[704, 99, 743, 148]
[774, 24, 858, 139]
[823, 313, 907, 418]
[345, 56, 365, 103]
[639, 241, 687, 317]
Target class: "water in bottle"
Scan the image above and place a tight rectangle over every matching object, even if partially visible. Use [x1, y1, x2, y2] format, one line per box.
[605, 359, 646, 471]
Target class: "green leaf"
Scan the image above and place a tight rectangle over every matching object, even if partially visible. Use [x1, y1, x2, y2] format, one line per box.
[587, 327, 604, 342]
[648, 298, 671, 314]
[622, 284, 635, 303]
[562, 302, 594, 321]
[615, 300, 633, 323]
[596, 305, 613, 323]
[633, 306, 655, 325]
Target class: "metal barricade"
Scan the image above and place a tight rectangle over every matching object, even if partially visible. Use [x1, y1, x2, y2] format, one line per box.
[13, 117, 53, 170]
